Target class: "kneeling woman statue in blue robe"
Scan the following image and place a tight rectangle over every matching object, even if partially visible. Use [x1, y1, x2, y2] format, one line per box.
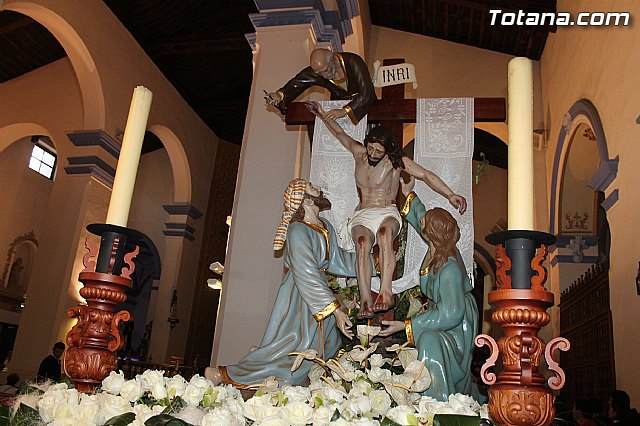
[380, 179, 479, 402]
[206, 178, 361, 388]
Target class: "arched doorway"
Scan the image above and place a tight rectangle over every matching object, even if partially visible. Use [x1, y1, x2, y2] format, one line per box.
[552, 100, 617, 404]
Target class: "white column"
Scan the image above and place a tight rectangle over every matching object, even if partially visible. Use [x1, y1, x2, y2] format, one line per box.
[211, 25, 316, 366]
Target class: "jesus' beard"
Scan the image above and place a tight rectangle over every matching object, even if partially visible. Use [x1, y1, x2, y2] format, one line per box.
[368, 154, 385, 167]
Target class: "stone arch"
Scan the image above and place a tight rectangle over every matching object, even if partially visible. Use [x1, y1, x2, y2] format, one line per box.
[549, 99, 616, 235]
[0, 123, 52, 153]
[473, 244, 495, 335]
[148, 125, 192, 203]
[474, 243, 496, 279]
[4, 3, 105, 129]
[2, 232, 38, 289]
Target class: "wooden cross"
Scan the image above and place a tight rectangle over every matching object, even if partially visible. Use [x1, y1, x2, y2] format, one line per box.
[283, 58, 506, 145]
[283, 58, 506, 321]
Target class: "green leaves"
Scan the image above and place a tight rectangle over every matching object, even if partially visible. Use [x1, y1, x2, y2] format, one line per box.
[16, 382, 42, 396]
[161, 396, 186, 415]
[433, 414, 481, 426]
[103, 411, 194, 426]
[104, 412, 136, 426]
[331, 408, 341, 422]
[0, 406, 10, 426]
[10, 403, 41, 426]
[144, 414, 190, 426]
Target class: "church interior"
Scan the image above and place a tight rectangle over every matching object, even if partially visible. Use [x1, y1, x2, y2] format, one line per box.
[0, 0, 638, 411]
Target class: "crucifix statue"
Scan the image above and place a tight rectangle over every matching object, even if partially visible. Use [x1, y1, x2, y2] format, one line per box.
[274, 54, 505, 320]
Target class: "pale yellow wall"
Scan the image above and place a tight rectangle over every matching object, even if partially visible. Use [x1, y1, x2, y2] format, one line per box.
[370, 26, 539, 122]
[541, 0, 640, 400]
[127, 147, 173, 348]
[128, 148, 173, 266]
[0, 137, 55, 280]
[0, 59, 88, 375]
[472, 163, 508, 255]
[1, 0, 219, 377]
[371, 26, 511, 98]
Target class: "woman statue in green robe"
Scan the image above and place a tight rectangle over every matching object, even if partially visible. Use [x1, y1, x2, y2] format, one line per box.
[380, 179, 479, 401]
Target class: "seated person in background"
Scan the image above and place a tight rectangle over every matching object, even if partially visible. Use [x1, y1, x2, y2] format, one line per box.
[572, 399, 598, 426]
[380, 177, 478, 402]
[0, 373, 19, 395]
[609, 390, 640, 425]
[37, 341, 65, 381]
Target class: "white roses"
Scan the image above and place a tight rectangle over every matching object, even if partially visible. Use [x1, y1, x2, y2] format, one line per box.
[14, 353, 490, 426]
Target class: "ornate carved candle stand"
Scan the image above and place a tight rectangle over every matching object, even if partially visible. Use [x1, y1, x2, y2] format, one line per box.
[64, 224, 142, 392]
[475, 230, 570, 426]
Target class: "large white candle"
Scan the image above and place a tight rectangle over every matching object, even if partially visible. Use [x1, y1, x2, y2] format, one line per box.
[507, 58, 534, 230]
[106, 86, 153, 227]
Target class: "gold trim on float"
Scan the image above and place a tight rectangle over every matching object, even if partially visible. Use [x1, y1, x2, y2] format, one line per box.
[401, 192, 417, 217]
[405, 318, 415, 347]
[219, 366, 253, 390]
[314, 300, 340, 321]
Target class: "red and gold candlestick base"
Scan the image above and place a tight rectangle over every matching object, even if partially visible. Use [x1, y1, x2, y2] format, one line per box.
[63, 224, 142, 392]
[476, 230, 570, 426]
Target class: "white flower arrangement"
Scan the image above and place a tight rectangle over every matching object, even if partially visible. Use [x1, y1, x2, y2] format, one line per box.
[9, 342, 492, 426]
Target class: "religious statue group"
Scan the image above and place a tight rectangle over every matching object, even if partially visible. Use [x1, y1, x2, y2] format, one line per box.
[206, 48, 480, 403]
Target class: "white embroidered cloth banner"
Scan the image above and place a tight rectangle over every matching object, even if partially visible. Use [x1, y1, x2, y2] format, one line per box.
[402, 98, 475, 286]
[310, 98, 474, 293]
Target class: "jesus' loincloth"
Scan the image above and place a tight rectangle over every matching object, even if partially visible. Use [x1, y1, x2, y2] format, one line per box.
[335, 205, 402, 251]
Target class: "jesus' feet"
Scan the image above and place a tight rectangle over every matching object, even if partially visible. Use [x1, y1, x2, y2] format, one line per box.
[372, 291, 395, 313]
[356, 300, 374, 319]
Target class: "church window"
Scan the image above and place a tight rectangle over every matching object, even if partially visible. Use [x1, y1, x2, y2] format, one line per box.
[28, 136, 57, 180]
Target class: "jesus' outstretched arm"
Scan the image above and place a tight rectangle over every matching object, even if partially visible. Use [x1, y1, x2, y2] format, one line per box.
[305, 101, 365, 156]
[402, 157, 467, 214]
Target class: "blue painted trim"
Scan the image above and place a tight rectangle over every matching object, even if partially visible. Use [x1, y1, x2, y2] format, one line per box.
[587, 157, 618, 191]
[67, 156, 116, 176]
[163, 204, 203, 220]
[549, 99, 614, 235]
[602, 189, 619, 212]
[165, 222, 195, 234]
[249, 0, 360, 52]
[555, 235, 598, 248]
[550, 256, 558, 267]
[250, 10, 343, 51]
[555, 255, 599, 264]
[64, 165, 114, 187]
[163, 230, 195, 242]
[68, 131, 120, 159]
[64, 155, 116, 187]
[245, 32, 257, 51]
[340, 0, 360, 20]
[254, 0, 315, 9]
[474, 242, 496, 276]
